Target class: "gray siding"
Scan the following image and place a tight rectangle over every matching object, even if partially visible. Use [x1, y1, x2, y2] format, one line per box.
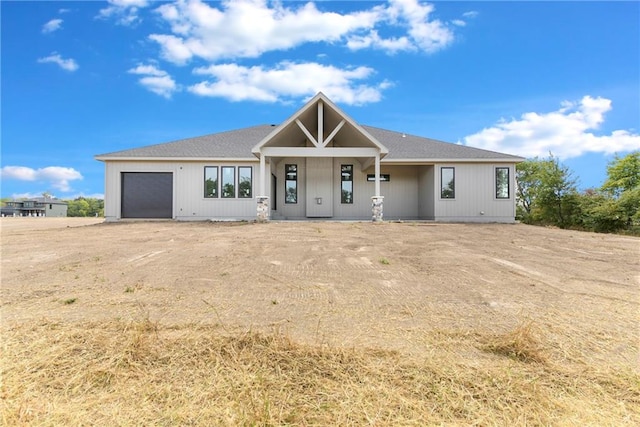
[418, 166, 435, 219]
[433, 163, 516, 222]
[104, 161, 263, 221]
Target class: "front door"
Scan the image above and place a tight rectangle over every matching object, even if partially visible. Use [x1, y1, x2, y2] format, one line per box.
[306, 158, 333, 217]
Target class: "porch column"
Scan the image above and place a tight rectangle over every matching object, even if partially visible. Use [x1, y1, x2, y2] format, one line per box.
[257, 153, 270, 221]
[371, 152, 384, 222]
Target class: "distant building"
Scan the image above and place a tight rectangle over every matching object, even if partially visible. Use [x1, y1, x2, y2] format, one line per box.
[1, 197, 68, 217]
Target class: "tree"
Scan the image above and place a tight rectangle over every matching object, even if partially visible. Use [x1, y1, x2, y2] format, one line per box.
[601, 152, 640, 197]
[66, 197, 104, 217]
[516, 155, 578, 227]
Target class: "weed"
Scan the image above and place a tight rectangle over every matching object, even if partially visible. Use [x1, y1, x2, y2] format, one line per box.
[379, 257, 390, 265]
[62, 298, 77, 305]
[125, 287, 134, 293]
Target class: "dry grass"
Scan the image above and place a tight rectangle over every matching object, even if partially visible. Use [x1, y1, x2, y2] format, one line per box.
[2, 319, 639, 426]
[482, 320, 548, 364]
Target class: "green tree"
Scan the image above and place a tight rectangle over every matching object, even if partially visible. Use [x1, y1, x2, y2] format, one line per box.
[601, 152, 640, 197]
[66, 197, 104, 217]
[516, 155, 579, 227]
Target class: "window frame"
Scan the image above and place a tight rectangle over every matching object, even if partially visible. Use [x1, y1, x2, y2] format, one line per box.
[341, 164, 354, 204]
[204, 166, 219, 198]
[285, 164, 297, 204]
[238, 166, 253, 199]
[495, 167, 510, 199]
[221, 166, 236, 198]
[440, 167, 455, 199]
[366, 174, 390, 182]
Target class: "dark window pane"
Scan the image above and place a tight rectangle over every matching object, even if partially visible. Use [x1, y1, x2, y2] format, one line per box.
[221, 167, 235, 198]
[238, 167, 252, 198]
[441, 167, 455, 199]
[341, 165, 353, 204]
[496, 167, 509, 199]
[204, 166, 218, 198]
[285, 164, 297, 204]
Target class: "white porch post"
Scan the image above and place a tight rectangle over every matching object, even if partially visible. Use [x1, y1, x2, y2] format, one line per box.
[260, 153, 266, 196]
[371, 152, 384, 222]
[257, 153, 269, 221]
[374, 153, 381, 197]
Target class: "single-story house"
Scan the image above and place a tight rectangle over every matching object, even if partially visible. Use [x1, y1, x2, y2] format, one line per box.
[96, 92, 524, 222]
[1, 197, 68, 217]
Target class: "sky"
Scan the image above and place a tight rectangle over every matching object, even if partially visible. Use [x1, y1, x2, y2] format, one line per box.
[1, 0, 639, 200]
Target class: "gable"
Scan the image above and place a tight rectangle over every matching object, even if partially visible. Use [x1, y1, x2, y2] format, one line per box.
[252, 92, 388, 155]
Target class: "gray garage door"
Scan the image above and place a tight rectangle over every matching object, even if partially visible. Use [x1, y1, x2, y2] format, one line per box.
[121, 172, 173, 218]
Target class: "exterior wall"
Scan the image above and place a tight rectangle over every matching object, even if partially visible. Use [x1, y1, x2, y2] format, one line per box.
[272, 157, 307, 219]
[104, 161, 264, 221]
[45, 203, 68, 217]
[433, 163, 516, 222]
[418, 165, 435, 219]
[103, 159, 518, 223]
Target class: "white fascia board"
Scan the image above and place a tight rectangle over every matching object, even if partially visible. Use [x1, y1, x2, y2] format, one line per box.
[381, 158, 524, 164]
[95, 156, 258, 162]
[261, 147, 379, 157]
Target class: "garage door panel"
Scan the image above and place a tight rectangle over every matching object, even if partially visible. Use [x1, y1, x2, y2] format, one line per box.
[121, 173, 173, 218]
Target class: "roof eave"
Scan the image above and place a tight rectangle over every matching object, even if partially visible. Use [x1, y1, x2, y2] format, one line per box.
[382, 157, 525, 164]
[95, 156, 258, 162]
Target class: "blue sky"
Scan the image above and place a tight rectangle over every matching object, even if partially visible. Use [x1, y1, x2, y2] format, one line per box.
[1, 0, 638, 200]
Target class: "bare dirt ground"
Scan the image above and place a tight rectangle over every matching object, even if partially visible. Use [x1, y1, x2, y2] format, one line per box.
[1, 217, 638, 370]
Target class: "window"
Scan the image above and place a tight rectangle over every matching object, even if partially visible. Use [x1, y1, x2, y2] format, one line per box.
[204, 166, 218, 198]
[496, 167, 510, 199]
[440, 167, 455, 199]
[285, 164, 297, 204]
[366, 174, 390, 182]
[341, 165, 353, 204]
[238, 167, 252, 198]
[221, 166, 235, 198]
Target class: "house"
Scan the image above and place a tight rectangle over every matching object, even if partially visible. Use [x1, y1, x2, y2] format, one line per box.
[1, 197, 68, 217]
[96, 92, 524, 222]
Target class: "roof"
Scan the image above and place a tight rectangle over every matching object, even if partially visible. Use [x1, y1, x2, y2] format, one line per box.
[95, 124, 524, 162]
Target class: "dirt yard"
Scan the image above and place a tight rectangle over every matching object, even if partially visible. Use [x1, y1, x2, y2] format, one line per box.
[1, 217, 638, 368]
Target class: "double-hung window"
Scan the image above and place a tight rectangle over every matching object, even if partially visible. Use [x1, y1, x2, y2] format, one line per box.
[221, 167, 235, 198]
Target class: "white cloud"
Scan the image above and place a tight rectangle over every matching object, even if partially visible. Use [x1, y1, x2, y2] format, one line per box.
[58, 8, 71, 14]
[37, 52, 78, 71]
[149, 0, 456, 64]
[98, 0, 149, 26]
[1, 166, 83, 192]
[451, 19, 466, 27]
[128, 63, 178, 98]
[463, 96, 640, 159]
[190, 61, 392, 105]
[42, 18, 63, 34]
[462, 11, 478, 19]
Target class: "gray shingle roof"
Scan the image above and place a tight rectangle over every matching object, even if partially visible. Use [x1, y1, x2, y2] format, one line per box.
[95, 124, 523, 161]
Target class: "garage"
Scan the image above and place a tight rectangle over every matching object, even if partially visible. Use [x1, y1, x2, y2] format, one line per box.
[121, 172, 173, 218]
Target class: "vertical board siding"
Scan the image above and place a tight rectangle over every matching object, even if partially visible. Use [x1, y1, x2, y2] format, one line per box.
[273, 158, 307, 219]
[103, 160, 517, 222]
[418, 165, 435, 219]
[433, 163, 516, 222]
[104, 161, 263, 221]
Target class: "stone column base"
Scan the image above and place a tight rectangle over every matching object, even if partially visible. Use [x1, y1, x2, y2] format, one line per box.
[371, 196, 384, 222]
[256, 196, 270, 222]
